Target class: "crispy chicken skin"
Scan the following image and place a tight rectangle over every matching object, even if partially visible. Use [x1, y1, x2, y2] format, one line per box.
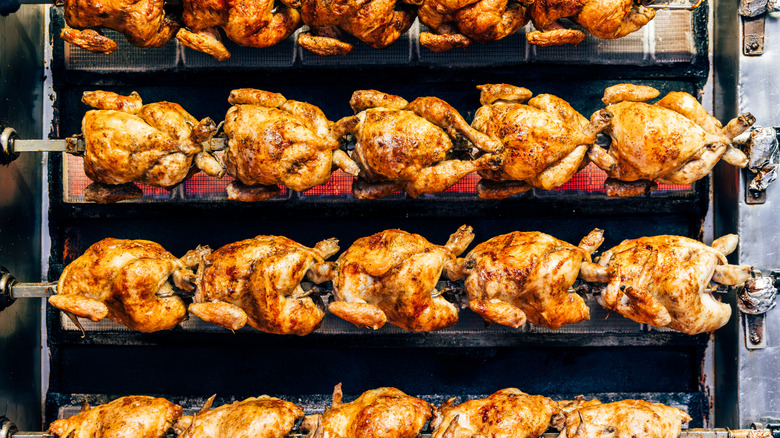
[431, 388, 560, 438]
[80, 90, 222, 203]
[448, 229, 603, 329]
[335, 90, 503, 199]
[176, 0, 300, 60]
[588, 84, 754, 196]
[418, 0, 530, 52]
[223, 89, 360, 201]
[472, 84, 611, 199]
[50, 238, 203, 333]
[48, 396, 182, 438]
[190, 235, 338, 335]
[302, 384, 432, 438]
[526, 0, 656, 46]
[61, 0, 179, 53]
[557, 399, 691, 438]
[580, 234, 752, 334]
[176, 396, 304, 438]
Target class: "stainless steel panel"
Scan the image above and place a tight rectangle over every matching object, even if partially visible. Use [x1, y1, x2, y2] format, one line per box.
[0, 4, 45, 431]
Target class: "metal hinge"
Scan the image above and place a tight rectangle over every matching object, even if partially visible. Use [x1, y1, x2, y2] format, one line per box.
[743, 127, 779, 205]
[738, 271, 779, 350]
[738, 0, 779, 55]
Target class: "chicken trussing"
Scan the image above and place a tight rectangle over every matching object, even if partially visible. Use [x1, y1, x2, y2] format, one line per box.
[223, 89, 360, 202]
[472, 84, 611, 199]
[335, 90, 503, 199]
[78, 91, 224, 203]
[431, 388, 560, 438]
[330, 226, 474, 331]
[175, 396, 304, 438]
[189, 235, 339, 335]
[48, 396, 183, 438]
[302, 384, 432, 438]
[449, 228, 604, 329]
[589, 84, 755, 197]
[50, 238, 206, 333]
[555, 399, 692, 438]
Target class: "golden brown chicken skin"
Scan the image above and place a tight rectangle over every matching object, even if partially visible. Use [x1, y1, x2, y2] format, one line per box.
[50, 238, 203, 333]
[449, 229, 604, 329]
[335, 90, 503, 199]
[190, 235, 338, 335]
[48, 396, 182, 438]
[431, 388, 559, 438]
[557, 399, 691, 438]
[176, 396, 304, 438]
[303, 384, 432, 438]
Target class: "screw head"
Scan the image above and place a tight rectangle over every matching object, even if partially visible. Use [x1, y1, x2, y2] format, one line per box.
[750, 41, 760, 50]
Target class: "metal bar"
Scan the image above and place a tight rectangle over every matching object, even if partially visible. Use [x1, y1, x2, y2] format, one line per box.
[9, 283, 56, 299]
[11, 137, 227, 154]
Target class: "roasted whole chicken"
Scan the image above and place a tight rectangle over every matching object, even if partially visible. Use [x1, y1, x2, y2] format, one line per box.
[330, 226, 474, 331]
[335, 90, 503, 199]
[526, 0, 656, 46]
[190, 235, 338, 335]
[418, 0, 531, 52]
[430, 388, 559, 438]
[79, 90, 223, 203]
[175, 396, 304, 438]
[61, 0, 180, 54]
[580, 234, 753, 335]
[223, 89, 360, 202]
[589, 84, 755, 197]
[302, 384, 432, 438]
[49, 396, 183, 438]
[555, 399, 692, 438]
[297, 0, 417, 55]
[471, 84, 612, 199]
[50, 238, 204, 333]
[176, 0, 301, 61]
[448, 229, 604, 329]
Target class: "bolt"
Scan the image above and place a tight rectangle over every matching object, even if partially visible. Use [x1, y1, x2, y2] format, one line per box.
[750, 41, 760, 50]
[750, 332, 761, 344]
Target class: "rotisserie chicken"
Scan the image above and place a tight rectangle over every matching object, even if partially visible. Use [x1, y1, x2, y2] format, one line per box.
[579, 234, 753, 335]
[334, 90, 503, 199]
[223, 89, 360, 202]
[176, 0, 301, 61]
[189, 235, 338, 335]
[526, 0, 656, 47]
[330, 226, 474, 331]
[556, 399, 692, 438]
[448, 228, 604, 329]
[50, 238, 205, 333]
[297, 0, 417, 55]
[418, 0, 531, 52]
[175, 396, 304, 438]
[61, 0, 180, 54]
[471, 84, 612, 199]
[430, 388, 559, 438]
[79, 90, 224, 203]
[302, 384, 432, 438]
[48, 396, 183, 438]
[588, 84, 754, 197]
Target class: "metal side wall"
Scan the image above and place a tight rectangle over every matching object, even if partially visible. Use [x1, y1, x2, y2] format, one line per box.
[0, 4, 45, 430]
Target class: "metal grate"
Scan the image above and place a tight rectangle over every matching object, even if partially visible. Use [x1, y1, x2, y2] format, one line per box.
[181, 31, 297, 68]
[298, 23, 416, 66]
[64, 29, 179, 71]
[64, 154, 176, 202]
[183, 174, 290, 200]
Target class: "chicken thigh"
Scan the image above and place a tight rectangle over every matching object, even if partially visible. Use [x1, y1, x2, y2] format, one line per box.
[418, 0, 531, 52]
[472, 84, 612, 199]
[297, 0, 417, 55]
[302, 384, 432, 438]
[430, 388, 559, 438]
[61, 0, 179, 54]
[79, 90, 223, 203]
[223, 89, 360, 202]
[190, 235, 338, 335]
[579, 234, 752, 335]
[588, 84, 754, 196]
[176, 0, 300, 60]
[176, 396, 304, 438]
[330, 226, 474, 331]
[50, 238, 204, 332]
[526, 0, 656, 46]
[49, 396, 182, 438]
[448, 228, 603, 329]
[335, 90, 503, 199]
[556, 399, 691, 438]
